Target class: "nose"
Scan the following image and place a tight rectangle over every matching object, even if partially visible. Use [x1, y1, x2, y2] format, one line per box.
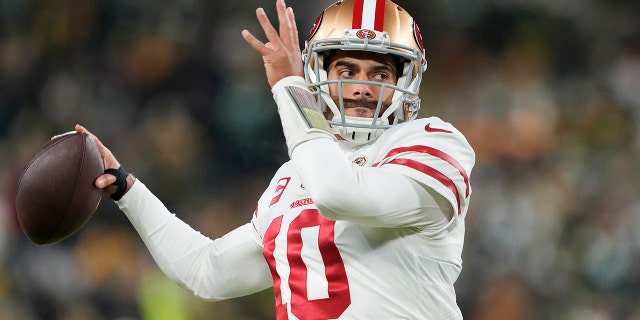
[349, 81, 374, 99]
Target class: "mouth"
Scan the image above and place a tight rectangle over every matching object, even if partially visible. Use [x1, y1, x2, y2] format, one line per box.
[343, 99, 379, 118]
[343, 99, 378, 110]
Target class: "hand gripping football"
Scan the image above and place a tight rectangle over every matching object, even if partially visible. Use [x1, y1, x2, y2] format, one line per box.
[16, 132, 104, 244]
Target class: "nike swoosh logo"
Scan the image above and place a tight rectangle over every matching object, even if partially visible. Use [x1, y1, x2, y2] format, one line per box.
[425, 123, 452, 133]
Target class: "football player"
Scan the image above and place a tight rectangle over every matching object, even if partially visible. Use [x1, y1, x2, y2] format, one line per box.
[78, 0, 475, 318]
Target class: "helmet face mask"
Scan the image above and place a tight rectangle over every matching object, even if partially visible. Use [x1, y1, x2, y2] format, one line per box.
[303, 0, 427, 144]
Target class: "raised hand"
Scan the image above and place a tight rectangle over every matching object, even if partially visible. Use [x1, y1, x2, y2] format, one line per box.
[241, 0, 304, 88]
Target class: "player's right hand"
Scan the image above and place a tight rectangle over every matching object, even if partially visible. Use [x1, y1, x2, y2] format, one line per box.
[74, 124, 122, 192]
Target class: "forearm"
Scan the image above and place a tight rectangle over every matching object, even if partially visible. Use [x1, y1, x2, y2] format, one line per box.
[116, 181, 272, 300]
[291, 139, 449, 229]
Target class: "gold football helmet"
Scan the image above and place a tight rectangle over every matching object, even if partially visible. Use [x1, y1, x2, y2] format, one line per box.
[303, 0, 427, 144]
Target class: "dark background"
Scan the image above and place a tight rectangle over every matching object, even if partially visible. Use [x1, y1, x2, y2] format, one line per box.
[0, 0, 639, 319]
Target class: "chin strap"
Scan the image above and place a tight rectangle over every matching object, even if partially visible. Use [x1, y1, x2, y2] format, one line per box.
[330, 115, 388, 144]
[272, 76, 336, 157]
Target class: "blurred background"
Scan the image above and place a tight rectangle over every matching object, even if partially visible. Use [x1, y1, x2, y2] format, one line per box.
[0, 0, 639, 319]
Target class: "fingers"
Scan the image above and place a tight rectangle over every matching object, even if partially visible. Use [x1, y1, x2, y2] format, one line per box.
[241, 7, 277, 54]
[276, 0, 290, 39]
[279, 1, 299, 51]
[241, 29, 264, 53]
[75, 124, 106, 151]
[242, 0, 298, 55]
[256, 7, 281, 51]
[74, 124, 121, 170]
[242, 0, 302, 86]
[74, 124, 122, 193]
[287, 7, 298, 49]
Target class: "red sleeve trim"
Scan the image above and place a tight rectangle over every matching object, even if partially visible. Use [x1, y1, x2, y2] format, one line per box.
[385, 158, 462, 214]
[374, 145, 470, 197]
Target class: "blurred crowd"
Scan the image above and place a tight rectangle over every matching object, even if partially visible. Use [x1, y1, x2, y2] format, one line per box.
[0, 0, 639, 319]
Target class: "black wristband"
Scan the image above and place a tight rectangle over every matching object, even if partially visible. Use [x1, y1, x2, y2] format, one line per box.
[104, 167, 129, 201]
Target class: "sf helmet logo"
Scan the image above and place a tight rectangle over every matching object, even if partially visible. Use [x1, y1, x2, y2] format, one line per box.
[356, 29, 376, 40]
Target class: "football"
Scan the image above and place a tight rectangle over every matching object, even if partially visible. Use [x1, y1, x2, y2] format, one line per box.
[16, 132, 104, 244]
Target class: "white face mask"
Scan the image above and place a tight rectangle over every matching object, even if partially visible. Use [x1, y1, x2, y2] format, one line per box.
[304, 44, 424, 144]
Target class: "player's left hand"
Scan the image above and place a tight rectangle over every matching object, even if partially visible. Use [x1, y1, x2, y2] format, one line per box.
[242, 0, 304, 88]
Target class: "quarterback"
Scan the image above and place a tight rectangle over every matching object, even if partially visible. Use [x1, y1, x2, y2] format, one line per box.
[78, 0, 475, 319]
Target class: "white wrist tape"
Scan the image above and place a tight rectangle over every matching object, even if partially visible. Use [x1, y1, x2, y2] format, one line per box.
[272, 76, 335, 156]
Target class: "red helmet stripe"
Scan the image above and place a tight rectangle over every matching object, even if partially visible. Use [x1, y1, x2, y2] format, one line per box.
[352, 0, 386, 31]
[373, 0, 386, 31]
[352, 0, 365, 29]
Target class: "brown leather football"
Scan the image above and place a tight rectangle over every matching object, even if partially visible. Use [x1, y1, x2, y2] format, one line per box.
[16, 132, 103, 244]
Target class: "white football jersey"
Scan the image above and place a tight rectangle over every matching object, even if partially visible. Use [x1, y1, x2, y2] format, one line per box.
[250, 117, 474, 319]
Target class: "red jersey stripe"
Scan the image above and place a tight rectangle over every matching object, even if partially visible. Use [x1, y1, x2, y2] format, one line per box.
[374, 145, 470, 197]
[386, 158, 462, 214]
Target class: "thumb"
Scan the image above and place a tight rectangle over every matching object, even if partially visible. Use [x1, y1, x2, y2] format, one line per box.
[96, 173, 117, 189]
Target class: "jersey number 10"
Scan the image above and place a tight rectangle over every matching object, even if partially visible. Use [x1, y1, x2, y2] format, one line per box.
[264, 209, 351, 319]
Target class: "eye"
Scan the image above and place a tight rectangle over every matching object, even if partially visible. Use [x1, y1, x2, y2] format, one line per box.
[371, 71, 392, 82]
[338, 69, 355, 78]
